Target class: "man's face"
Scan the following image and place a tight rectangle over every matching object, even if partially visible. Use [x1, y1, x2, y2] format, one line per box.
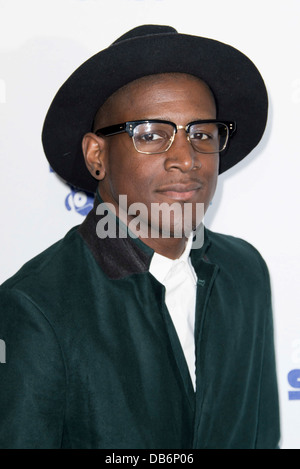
[95, 74, 219, 237]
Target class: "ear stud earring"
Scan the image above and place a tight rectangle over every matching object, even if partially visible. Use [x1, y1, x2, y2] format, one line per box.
[95, 170, 100, 176]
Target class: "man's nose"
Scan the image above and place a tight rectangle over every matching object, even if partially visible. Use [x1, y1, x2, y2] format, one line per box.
[163, 130, 201, 172]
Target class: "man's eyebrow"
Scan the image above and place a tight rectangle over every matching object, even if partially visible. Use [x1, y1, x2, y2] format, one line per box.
[137, 115, 215, 122]
[135, 116, 173, 121]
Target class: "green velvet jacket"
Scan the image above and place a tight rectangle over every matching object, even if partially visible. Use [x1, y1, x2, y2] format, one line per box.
[0, 199, 280, 449]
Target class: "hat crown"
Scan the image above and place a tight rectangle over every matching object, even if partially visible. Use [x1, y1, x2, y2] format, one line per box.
[113, 24, 177, 44]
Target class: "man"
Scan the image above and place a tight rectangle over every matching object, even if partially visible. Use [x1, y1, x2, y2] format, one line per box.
[0, 25, 280, 449]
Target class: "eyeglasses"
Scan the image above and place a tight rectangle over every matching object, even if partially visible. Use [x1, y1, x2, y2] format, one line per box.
[95, 119, 236, 155]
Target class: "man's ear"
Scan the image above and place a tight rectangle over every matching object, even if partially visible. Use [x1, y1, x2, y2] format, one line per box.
[82, 132, 106, 180]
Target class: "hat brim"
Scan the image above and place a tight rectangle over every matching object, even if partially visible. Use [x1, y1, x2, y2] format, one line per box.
[42, 30, 268, 193]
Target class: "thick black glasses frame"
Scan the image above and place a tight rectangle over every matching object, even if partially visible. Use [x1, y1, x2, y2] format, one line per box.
[95, 119, 236, 138]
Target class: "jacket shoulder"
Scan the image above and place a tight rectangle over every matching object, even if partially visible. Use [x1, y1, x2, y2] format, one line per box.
[0, 226, 83, 293]
[205, 228, 270, 283]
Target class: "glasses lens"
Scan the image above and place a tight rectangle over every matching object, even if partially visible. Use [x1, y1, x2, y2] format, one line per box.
[189, 122, 229, 153]
[133, 122, 174, 154]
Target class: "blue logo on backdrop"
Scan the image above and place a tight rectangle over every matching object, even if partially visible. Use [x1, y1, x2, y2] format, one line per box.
[288, 339, 300, 400]
[288, 369, 300, 400]
[65, 186, 94, 216]
[49, 167, 94, 216]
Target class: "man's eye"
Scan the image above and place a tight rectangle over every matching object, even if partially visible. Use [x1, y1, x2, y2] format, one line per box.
[140, 132, 164, 142]
[190, 132, 210, 140]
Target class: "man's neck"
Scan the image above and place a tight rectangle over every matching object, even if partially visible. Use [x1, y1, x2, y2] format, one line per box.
[138, 235, 188, 260]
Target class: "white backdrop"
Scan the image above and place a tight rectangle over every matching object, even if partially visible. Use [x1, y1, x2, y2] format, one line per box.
[0, 0, 299, 449]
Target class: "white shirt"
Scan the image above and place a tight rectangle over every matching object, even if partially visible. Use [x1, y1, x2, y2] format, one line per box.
[149, 236, 197, 389]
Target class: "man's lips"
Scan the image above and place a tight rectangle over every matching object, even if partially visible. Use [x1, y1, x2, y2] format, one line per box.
[156, 183, 202, 201]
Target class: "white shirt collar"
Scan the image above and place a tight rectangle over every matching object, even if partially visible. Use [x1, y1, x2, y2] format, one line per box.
[149, 235, 197, 286]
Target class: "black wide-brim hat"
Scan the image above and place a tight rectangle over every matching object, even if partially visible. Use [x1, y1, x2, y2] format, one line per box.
[42, 24, 268, 193]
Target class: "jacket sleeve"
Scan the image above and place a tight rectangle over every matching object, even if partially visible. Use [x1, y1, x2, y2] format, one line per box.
[0, 288, 66, 449]
[254, 258, 281, 449]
